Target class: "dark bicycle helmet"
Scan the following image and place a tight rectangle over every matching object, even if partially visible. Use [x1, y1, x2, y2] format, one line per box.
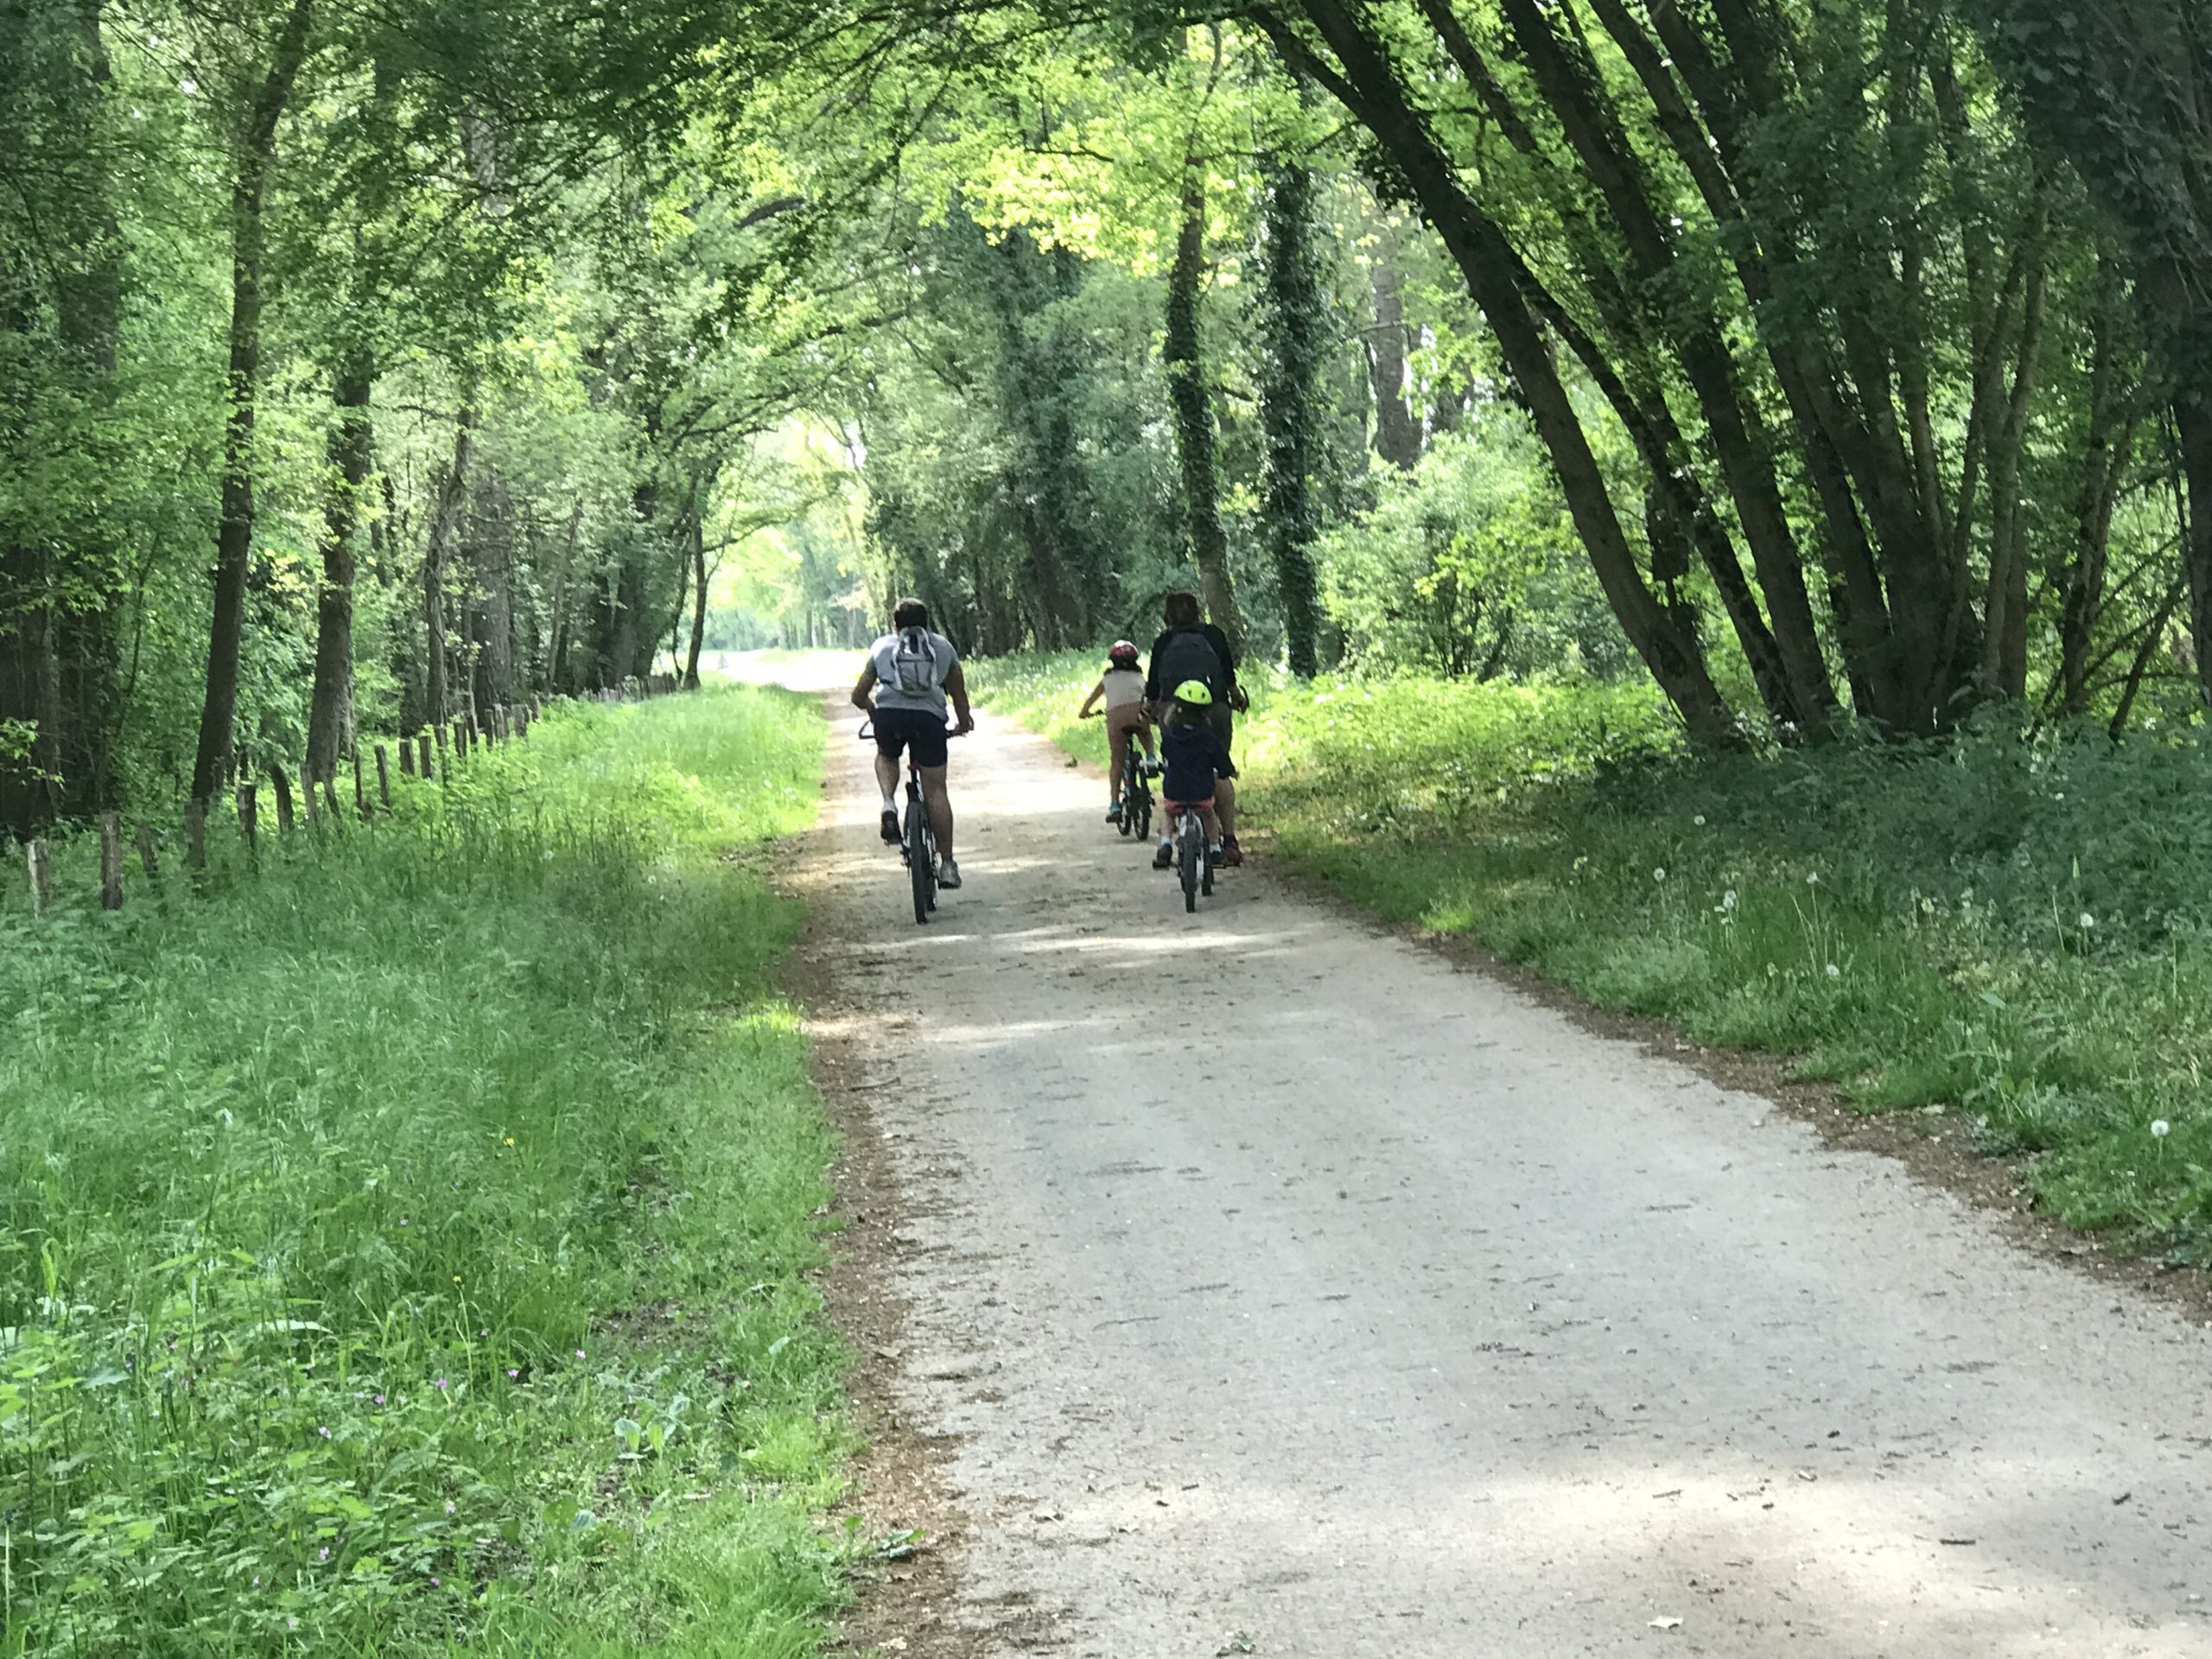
[1108, 639, 1140, 665]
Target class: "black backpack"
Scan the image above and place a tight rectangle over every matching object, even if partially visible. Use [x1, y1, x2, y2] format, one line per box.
[1153, 627, 1225, 698]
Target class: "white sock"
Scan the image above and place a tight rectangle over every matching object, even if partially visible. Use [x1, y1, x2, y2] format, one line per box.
[881, 796, 896, 813]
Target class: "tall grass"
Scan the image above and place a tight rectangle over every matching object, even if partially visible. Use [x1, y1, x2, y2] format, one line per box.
[974, 657, 2212, 1260]
[0, 689, 849, 1656]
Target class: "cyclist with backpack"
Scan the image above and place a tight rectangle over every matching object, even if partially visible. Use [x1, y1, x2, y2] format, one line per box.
[1144, 590, 1245, 868]
[852, 598, 974, 889]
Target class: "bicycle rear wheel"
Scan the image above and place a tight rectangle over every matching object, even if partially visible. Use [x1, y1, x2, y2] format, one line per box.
[1135, 786, 1152, 842]
[1178, 817, 1198, 912]
[907, 795, 934, 924]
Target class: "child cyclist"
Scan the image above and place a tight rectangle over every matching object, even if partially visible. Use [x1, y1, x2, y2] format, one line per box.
[1153, 679, 1235, 869]
[1077, 640, 1158, 823]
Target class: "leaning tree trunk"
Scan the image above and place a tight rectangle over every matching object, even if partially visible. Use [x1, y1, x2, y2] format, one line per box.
[190, 0, 314, 804]
[1166, 161, 1243, 657]
[307, 352, 373, 785]
[1261, 149, 1325, 677]
[1263, 0, 1740, 746]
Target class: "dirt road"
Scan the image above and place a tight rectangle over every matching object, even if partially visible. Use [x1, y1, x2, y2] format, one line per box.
[791, 687, 2212, 1657]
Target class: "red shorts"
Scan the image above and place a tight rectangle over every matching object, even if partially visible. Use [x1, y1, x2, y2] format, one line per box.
[1162, 797, 1214, 814]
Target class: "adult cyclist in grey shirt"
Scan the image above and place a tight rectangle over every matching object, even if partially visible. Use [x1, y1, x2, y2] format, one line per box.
[852, 597, 975, 888]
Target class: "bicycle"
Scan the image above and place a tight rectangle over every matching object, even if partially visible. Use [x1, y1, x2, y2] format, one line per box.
[859, 719, 959, 925]
[1079, 710, 1155, 841]
[1116, 728, 1155, 841]
[1167, 800, 1214, 913]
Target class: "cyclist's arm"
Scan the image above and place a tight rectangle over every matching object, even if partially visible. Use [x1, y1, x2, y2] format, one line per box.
[1077, 679, 1105, 717]
[851, 662, 879, 712]
[945, 662, 975, 734]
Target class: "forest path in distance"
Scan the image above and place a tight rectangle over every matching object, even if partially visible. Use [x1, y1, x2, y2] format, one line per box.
[760, 656, 2212, 1658]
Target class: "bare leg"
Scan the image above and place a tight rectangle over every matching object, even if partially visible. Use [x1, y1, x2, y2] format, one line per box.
[1216, 776, 1237, 839]
[1202, 804, 1220, 842]
[1108, 732, 1126, 801]
[874, 750, 899, 803]
[920, 766, 953, 858]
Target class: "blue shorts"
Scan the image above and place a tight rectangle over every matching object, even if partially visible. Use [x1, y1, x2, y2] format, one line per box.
[874, 707, 949, 769]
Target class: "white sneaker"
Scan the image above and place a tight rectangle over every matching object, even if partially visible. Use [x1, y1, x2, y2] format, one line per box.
[937, 856, 962, 890]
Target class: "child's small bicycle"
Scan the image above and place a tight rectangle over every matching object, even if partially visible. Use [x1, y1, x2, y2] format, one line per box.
[1168, 801, 1214, 912]
[1116, 729, 1155, 842]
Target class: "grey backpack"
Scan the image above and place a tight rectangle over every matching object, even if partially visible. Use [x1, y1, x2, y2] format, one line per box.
[890, 627, 942, 697]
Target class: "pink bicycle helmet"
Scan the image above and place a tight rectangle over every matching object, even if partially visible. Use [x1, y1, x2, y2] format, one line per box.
[1109, 639, 1140, 664]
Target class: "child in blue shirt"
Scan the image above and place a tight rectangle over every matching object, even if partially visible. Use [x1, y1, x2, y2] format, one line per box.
[1153, 679, 1235, 869]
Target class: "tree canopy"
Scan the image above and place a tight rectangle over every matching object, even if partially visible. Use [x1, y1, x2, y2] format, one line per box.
[10, 0, 2212, 837]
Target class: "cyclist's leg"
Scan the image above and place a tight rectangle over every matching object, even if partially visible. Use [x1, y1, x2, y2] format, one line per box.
[919, 766, 952, 856]
[1107, 722, 1127, 802]
[1205, 703, 1238, 838]
[872, 719, 908, 842]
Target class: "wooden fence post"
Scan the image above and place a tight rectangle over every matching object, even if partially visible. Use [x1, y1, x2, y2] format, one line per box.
[27, 838, 50, 913]
[418, 731, 433, 780]
[353, 747, 369, 820]
[238, 782, 258, 861]
[465, 711, 480, 752]
[433, 723, 448, 774]
[270, 764, 296, 835]
[135, 821, 158, 880]
[399, 736, 416, 778]
[185, 799, 207, 870]
[375, 743, 392, 810]
[451, 719, 467, 760]
[99, 813, 123, 909]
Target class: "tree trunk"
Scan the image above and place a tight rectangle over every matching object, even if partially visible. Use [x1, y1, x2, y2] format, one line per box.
[471, 471, 513, 714]
[683, 505, 708, 690]
[307, 353, 372, 784]
[1367, 251, 1422, 471]
[1166, 161, 1243, 656]
[423, 408, 474, 728]
[1980, 253, 2048, 700]
[1262, 150, 1325, 677]
[546, 497, 582, 691]
[2177, 391, 2212, 715]
[189, 0, 314, 804]
[2057, 268, 2133, 717]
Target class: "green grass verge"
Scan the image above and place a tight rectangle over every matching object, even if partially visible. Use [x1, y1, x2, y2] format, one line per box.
[974, 652, 2212, 1260]
[0, 688, 858, 1656]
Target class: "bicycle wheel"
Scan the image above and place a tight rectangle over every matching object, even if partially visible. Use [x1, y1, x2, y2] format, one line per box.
[1178, 817, 1198, 912]
[1201, 841, 1214, 897]
[1135, 785, 1152, 842]
[907, 795, 934, 925]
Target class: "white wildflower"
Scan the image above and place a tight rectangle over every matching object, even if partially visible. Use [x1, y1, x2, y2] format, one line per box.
[1806, 871, 1821, 886]
[1825, 963, 1841, 980]
[1693, 813, 1707, 827]
[1653, 868, 1667, 883]
[1720, 889, 1738, 912]
[2152, 1120, 2171, 1139]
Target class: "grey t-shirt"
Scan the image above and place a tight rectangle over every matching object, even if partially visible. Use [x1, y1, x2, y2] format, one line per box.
[868, 628, 959, 717]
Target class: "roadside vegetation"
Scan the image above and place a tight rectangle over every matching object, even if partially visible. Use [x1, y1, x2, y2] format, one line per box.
[0, 689, 851, 1656]
[976, 655, 2212, 1263]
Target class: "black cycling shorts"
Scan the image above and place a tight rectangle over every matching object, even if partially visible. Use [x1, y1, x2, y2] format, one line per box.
[874, 706, 950, 769]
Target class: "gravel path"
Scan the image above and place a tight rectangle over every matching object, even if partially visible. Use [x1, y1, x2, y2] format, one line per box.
[795, 686, 2212, 1658]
